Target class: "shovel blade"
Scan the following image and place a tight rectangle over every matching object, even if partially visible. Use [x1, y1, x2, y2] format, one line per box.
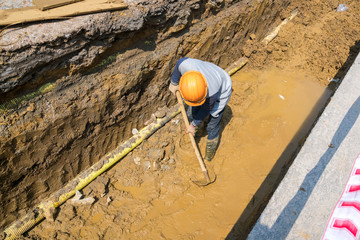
[191, 170, 216, 186]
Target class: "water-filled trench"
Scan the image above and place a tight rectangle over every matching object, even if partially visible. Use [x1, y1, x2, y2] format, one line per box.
[138, 68, 330, 239]
[6, 0, 360, 238]
[25, 67, 331, 239]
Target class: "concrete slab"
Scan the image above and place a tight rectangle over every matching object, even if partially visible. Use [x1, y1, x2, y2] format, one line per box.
[248, 52, 360, 239]
[0, 0, 33, 10]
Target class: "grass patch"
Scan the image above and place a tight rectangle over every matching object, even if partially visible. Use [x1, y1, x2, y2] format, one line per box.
[0, 82, 56, 115]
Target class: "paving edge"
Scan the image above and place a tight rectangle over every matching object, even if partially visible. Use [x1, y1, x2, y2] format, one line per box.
[248, 52, 360, 239]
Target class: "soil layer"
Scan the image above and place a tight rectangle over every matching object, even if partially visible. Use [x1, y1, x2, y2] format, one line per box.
[2, 0, 360, 239]
[1, 0, 289, 231]
[19, 0, 360, 239]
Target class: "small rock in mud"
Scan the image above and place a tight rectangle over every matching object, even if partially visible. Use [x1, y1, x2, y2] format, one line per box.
[59, 204, 77, 220]
[27, 103, 35, 112]
[161, 165, 171, 171]
[72, 196, 95, 205]
[242, 46, 253, 58]
[106, 196, 112, 205]
[143, 161, 151, 170]
[43, 206, 57, 222]
[132, 128, 139, 135]
[98, 176, 110, 195]
[168, 158, 176, 165]
[71, 190, 96, 205]
[144, 114, 156, 125]
[152, 161, 159, 170]
[154, 109, 166, 118]
[266, 46, 273, 53]
[160, 141, 169, 147]
[249, 33, 257, 40]
[171, 119, 180, 125]
[133, 157, 141, 165]
[87, 176, 110, 197]
[148, 148, 165, 161]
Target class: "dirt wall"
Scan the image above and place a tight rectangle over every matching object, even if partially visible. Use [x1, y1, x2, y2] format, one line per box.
[0, 0, 290, 230]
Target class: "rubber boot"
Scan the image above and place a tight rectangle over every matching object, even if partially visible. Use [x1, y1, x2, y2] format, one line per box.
[204, 136, 219, 161]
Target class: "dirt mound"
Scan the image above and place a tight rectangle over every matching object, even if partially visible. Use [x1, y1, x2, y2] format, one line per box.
[249, 0, 360, 85]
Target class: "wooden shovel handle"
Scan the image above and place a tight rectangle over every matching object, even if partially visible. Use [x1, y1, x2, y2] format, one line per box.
[175, 91, 211, 182]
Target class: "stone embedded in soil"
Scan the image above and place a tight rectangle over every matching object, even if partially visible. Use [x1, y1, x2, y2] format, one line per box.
[171, 119, 180, 125]
[133, 157, 141, 165]
[143, 161, 151, 170]
[250, 33, 257, 40]
[71, 196, 95, 206]
[144, 114, 157, 126]
[161, 164, 171, 171]
[168, 158, 176, 165]
[97, 176, 110, 187]
[26, 103, 35, 112]
[106, 196, 112, 205]
[132, 128, 139, 135]
[43, 206, 57, 222]
[148, 148, 165, 161]
[59, 204, 77, 220]
[70, 190, 96, 205]
[154, 109, 167, 118]
[152, 161, 159, 170]
[87, 176, 110, 196]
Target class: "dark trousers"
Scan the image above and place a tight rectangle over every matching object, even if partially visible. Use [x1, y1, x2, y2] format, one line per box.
[187, 106, 224, 140]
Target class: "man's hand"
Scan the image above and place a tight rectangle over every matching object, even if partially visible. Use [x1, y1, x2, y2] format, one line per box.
[185, 124, 196, 136]
[169, 82, 179, 95]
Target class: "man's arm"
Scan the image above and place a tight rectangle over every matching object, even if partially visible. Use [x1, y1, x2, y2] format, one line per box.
[170, 57, 189, 85]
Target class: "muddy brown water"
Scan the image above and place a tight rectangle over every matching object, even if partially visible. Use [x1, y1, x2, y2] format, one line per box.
[27, 67, 331, 240]
[136, 69, 330, 239]
[19, 0, 360, 237]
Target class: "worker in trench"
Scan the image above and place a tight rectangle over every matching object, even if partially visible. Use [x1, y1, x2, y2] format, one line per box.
[169, 57, 232, 161]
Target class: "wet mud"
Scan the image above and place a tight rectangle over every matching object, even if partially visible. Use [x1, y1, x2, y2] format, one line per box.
[1, 0, 289, 230]
[2, 0, 360, 239]
[25, 69, 329, 240]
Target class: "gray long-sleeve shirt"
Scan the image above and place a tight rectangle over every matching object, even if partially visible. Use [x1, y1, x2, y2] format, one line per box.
[171, 57, 232, 126]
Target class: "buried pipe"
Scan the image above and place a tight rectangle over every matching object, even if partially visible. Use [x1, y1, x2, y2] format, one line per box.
[2, 107, 180, 240]
[2, 57, 248, 240]
[262, 9, 299, 45]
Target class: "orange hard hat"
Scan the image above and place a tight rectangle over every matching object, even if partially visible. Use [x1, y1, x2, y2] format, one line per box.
[179, 71, 208, 106]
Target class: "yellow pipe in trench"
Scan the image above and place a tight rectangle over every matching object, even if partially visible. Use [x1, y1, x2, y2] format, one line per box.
[3, 107, 179, 240]
[2, 57, 248, 240]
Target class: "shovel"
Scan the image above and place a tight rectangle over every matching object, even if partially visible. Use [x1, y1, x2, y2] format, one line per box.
[175, 91, 216, 186]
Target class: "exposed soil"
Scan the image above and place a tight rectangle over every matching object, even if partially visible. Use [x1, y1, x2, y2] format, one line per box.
[9, 0, 359, 239]
[1, 0, 288, 230]
[2, 0, 360, 239]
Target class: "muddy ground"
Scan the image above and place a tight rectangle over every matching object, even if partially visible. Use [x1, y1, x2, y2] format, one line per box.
[1, 0, 289, 230]
[12, 0, 359, 239]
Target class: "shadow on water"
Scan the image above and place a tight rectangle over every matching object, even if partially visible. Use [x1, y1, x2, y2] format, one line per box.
[226, 41, 360, 240]
[247, 95, 360, 239]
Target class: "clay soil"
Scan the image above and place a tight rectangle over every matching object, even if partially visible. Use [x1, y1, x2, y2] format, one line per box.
[17, 0, 360, 239]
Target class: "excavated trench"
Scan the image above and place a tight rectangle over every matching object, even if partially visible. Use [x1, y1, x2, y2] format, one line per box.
[1, 0, 360, 239]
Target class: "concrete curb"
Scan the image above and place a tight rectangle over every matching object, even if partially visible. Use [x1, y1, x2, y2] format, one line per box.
[248, 52, 360, 239]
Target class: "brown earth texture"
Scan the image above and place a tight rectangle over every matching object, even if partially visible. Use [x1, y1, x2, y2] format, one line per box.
[2, 0, 360, 239]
